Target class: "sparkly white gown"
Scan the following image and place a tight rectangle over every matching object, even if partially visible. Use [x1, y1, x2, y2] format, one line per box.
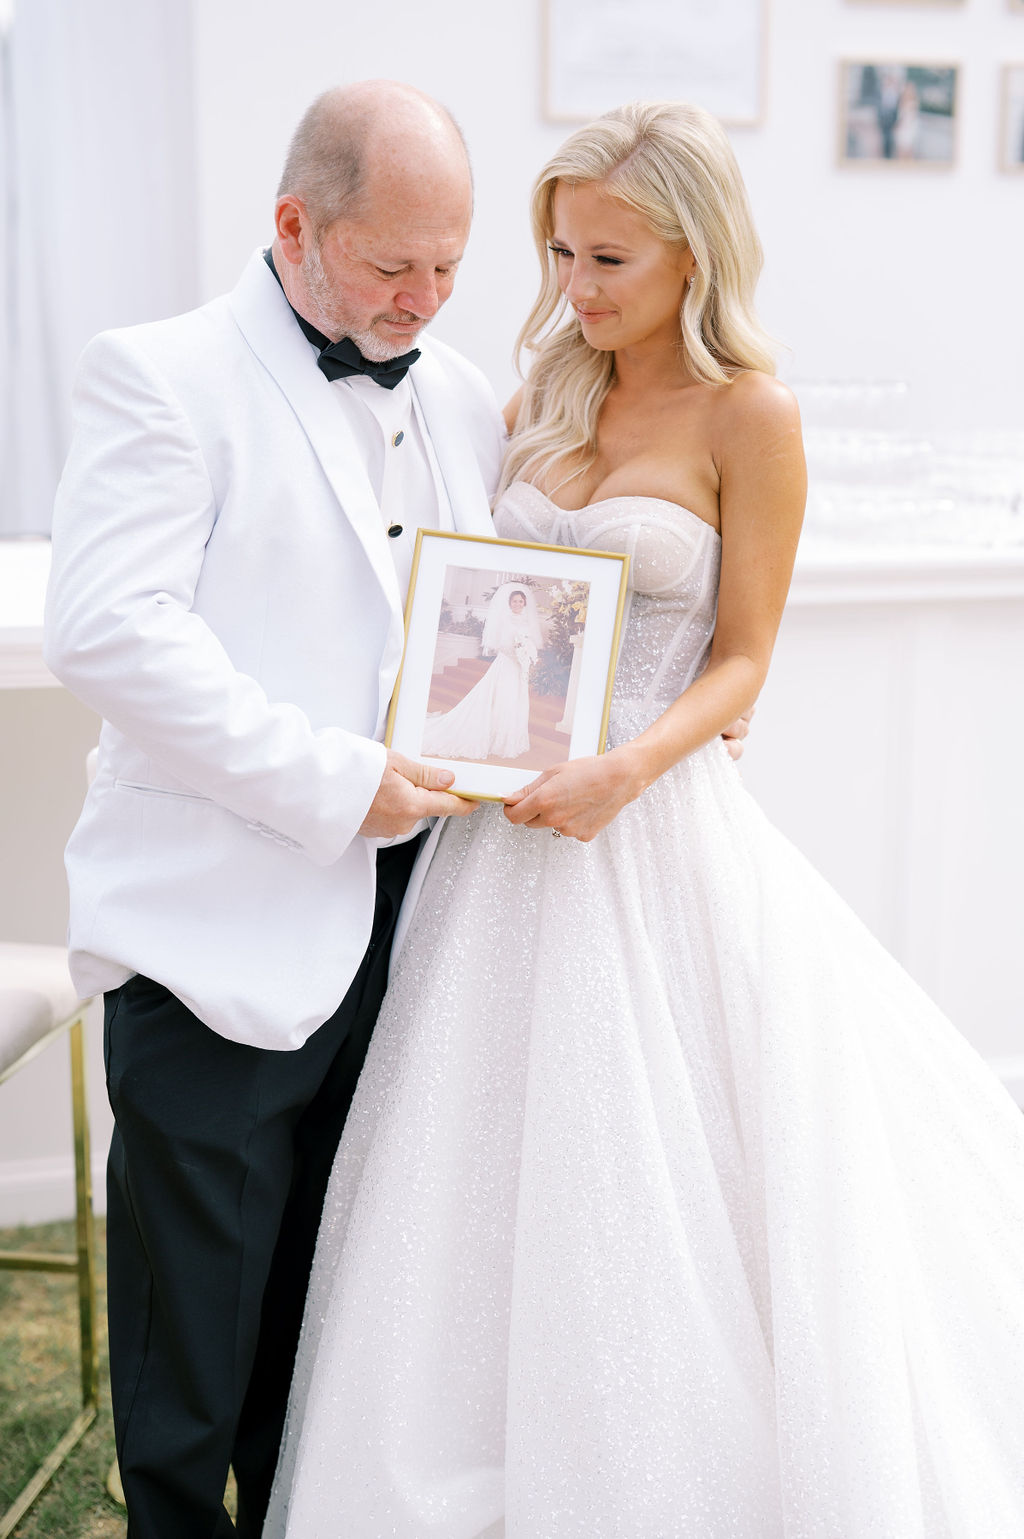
[265, 484, 1024, 1539]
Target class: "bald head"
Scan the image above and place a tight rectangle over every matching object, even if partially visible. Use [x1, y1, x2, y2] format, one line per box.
[277, 80, 471, 235]
[272, 81, 474, 360]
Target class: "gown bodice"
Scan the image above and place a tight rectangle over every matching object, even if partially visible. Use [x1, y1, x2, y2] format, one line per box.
[494, 482, 721, 722]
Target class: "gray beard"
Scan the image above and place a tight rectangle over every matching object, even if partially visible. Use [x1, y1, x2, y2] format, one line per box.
[301, 241, 426, 361]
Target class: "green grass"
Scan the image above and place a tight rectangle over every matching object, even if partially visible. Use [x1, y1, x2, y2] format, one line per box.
[0, 1218, 123, 1539]
[0, 1218, 242, 1536]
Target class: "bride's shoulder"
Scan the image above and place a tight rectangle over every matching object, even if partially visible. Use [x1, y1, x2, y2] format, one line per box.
[708, 372, 802, 467]
[715, 370, 800, 431]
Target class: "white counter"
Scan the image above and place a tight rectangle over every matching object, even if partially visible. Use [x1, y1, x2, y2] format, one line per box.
[0, 538, 58, 688]
[6, 536, 1023, 675]
[743, 536, 1024, 1100]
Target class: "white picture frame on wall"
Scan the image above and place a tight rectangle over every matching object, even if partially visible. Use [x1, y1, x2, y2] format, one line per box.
[1000, 64, 1024, 170]
[838, 61, 959, 167]
[542, 0, 766, 127]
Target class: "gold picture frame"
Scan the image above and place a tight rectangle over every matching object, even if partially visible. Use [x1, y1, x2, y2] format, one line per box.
[385, 529, 631, 802]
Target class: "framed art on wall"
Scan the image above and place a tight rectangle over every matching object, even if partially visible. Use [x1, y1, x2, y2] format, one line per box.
[1000, 65, 1024, 170]
[843, 1, 964, 7]
[386, 530, 631, 801]
[838, 62, 959, 166]
[543, 0, 766, 127]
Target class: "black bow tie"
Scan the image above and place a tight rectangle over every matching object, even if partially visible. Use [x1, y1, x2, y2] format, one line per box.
[264, 247, 420, 389]
[315, 334, 420, 389]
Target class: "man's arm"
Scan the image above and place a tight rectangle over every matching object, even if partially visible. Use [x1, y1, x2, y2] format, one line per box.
[45, 331, 448, 862]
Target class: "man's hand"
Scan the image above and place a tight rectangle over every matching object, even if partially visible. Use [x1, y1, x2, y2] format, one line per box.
[722, 705, 754, 762]
[358, 751, 479, 839]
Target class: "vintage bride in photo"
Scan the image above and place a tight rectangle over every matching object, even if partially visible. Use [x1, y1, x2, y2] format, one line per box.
[420, 582, 543, 762]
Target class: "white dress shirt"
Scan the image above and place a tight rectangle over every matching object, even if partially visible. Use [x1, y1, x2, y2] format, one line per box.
[327, 366, 456, 844]
[330, 370, 454, 604]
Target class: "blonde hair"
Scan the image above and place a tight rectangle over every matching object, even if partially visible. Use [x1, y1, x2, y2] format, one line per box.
[500, 100, 775, 497]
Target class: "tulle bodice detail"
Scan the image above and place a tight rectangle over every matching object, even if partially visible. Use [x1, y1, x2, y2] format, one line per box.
[494, 482, 721, 726]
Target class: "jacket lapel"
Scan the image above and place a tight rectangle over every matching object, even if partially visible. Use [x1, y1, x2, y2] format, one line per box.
[228, 251, 405, 628]
[228, 252, 499, 727]
[412, 346, 497, 538]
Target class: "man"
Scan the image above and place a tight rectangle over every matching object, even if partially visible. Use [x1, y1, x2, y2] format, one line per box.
[45, 81, 500, 1538]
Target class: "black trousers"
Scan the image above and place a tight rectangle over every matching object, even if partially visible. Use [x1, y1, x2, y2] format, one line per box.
[102, 838, 422, 1539]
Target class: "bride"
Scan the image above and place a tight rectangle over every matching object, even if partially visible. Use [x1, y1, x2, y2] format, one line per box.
[265, 101, 1024, 1537]
[420, 584, 543, 761]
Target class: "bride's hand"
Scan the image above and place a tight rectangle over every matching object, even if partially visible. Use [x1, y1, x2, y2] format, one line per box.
[502, 747, 645, 842]
[722, 703, 754, 762]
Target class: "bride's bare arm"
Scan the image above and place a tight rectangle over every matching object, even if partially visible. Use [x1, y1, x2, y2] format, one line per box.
[503, 388, 525, 435]
[504, 374, 805, 840]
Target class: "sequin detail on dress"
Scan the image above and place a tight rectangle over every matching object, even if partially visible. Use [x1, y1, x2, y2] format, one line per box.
[265, 487, 1024, 1539]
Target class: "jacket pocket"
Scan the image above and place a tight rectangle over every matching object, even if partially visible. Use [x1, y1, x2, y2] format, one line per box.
[113, 779, 212, 804]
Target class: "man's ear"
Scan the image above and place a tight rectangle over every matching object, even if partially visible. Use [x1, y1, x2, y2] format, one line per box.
[274, 196, 310, 266]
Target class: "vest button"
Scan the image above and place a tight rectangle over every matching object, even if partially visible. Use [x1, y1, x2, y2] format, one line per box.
[391, 430, 405, 447]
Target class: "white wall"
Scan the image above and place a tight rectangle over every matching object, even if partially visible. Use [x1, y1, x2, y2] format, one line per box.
[193, 0, 1024, 431]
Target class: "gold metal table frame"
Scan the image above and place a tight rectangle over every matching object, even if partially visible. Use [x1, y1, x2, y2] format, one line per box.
[0, 1007, 99, 1538]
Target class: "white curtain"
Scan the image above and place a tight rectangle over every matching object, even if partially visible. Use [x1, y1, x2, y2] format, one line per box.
[0, 0, 198, 536]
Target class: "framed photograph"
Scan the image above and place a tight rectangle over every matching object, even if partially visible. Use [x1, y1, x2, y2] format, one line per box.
[1000, 65, 1024, 171]
[386, 530, 631, 801]
[543, 0, 766, 127]
[839, 62, 959, 167]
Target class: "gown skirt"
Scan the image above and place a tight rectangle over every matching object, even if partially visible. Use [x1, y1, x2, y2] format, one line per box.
[265, 487, 1024, 1538]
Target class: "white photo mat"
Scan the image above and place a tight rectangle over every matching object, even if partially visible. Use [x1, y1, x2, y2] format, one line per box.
[543, 0, 766, 127]
[386, 530, 631, 801]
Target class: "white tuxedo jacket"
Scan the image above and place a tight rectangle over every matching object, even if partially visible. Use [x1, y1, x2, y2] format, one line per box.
[45, 250, 503, 1048]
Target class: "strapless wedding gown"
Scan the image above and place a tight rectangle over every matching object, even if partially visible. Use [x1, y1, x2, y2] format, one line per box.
[265, 484, 1024, 1539]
